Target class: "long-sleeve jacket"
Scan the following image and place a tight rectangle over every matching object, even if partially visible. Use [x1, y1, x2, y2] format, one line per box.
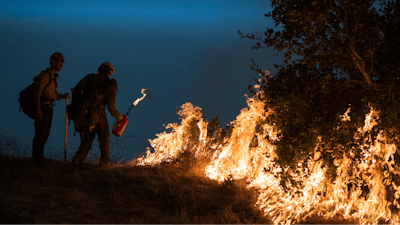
[72, 73, 122, 118]
[33, 69, 61, 106]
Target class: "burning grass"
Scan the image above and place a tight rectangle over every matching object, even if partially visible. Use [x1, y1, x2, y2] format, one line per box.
[0, 153, 362, 224]
[3, 78, 400, 224]
[133, 93, 400, 224]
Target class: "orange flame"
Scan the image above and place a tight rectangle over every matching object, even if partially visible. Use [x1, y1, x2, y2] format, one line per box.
[133, 88, 146, 106]
[136, 103, 209, 165]
[134, 71, 400, 224]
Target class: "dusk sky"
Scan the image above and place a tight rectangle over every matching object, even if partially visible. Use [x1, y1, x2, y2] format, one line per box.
[0, 0, 282, 160]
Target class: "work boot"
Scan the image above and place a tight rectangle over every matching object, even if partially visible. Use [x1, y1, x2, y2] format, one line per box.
[99, 160, 113, 169]
[72, 158, 84, 171]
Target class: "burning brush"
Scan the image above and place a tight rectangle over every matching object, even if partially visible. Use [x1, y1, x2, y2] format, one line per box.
[112, 88, 147, 136]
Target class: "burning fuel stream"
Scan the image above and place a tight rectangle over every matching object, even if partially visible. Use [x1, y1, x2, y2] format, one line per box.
[135, 75, 400, 224]
[133, 88, 147, 107]
[126, 89, 146, 116]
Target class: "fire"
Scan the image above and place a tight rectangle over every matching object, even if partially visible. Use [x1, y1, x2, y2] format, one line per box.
[136, 103, 208, 165]
[133, 88, 146, 106]
[125, 89, 147, 117]
[134, 73, 400, 224]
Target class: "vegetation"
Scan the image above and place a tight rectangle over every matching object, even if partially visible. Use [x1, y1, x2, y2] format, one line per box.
[0, 124, 267, 224]
[4, 1, 400, 222]
[240, 0, 400, 172]
[0, 151, 268, 223]
[1, 128, 355, 224]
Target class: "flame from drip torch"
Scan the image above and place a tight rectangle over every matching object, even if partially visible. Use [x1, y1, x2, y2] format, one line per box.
[133, 89, 146, 106]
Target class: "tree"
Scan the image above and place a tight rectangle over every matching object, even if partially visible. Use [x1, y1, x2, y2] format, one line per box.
[240, 0, 400, 170]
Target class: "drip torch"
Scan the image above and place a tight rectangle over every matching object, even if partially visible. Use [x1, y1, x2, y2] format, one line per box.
[112, 88, 146, 137]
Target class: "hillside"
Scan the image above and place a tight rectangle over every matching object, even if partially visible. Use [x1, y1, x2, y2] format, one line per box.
[0, 154, 362, 224]
[0, 154, 271, 224]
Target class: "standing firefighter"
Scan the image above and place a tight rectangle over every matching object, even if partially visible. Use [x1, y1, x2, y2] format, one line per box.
[33, 52, 69, 166]
[71, 62, 123, 169]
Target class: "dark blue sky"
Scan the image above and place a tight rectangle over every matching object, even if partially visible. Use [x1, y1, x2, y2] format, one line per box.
[0, 0, 282, 160]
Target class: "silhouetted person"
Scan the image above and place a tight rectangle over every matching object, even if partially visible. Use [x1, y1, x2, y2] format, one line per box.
[71, 62, 123, 169]
[33, 52, 69, 166]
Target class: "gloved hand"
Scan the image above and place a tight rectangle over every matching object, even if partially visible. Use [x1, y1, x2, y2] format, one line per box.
[63, 93, 70, 99]
[113, 114, 124, 131]
[57, 93, 70, 100]
[35, 106, 43, 120]
[116, 114, 124, 121]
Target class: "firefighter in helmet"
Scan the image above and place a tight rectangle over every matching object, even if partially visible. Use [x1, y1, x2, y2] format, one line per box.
[71, 62, 124, 169]
[32, 52, 70, 166]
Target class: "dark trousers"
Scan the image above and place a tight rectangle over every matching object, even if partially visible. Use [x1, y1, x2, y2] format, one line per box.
[72, 110, 110, 164]
[32, 104, 53, 163]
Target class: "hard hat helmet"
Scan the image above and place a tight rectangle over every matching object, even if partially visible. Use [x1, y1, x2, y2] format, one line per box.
[50, 52, 64, 63]
[99, 62, 114, 74]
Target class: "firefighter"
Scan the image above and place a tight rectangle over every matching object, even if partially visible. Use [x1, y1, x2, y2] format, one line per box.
[71, 62, 124, 169]
[33, 52, 69, 166]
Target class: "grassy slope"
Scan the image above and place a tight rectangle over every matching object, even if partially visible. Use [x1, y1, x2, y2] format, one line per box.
[0, 155, 271, 224]
[0, 154, 359, 224]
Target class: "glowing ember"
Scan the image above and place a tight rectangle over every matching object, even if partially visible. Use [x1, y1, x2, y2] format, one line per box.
[133, 88, 146, 106]
[134, 71, 400, 224]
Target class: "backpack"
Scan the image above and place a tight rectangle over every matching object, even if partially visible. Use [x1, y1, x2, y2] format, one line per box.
[67, 75, 112, 134]
[18, 72, 51, 119]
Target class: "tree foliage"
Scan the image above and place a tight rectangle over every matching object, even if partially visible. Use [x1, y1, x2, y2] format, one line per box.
[240, 0, 400, 169]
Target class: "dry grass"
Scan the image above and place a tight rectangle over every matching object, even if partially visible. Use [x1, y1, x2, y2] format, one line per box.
[0, 153, 272, 224]
[0, 128, 359, 224]
[0, 153, 362, 224]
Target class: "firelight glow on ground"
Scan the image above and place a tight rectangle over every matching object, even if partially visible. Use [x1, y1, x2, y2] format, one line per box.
[134, 71, 400, 224]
